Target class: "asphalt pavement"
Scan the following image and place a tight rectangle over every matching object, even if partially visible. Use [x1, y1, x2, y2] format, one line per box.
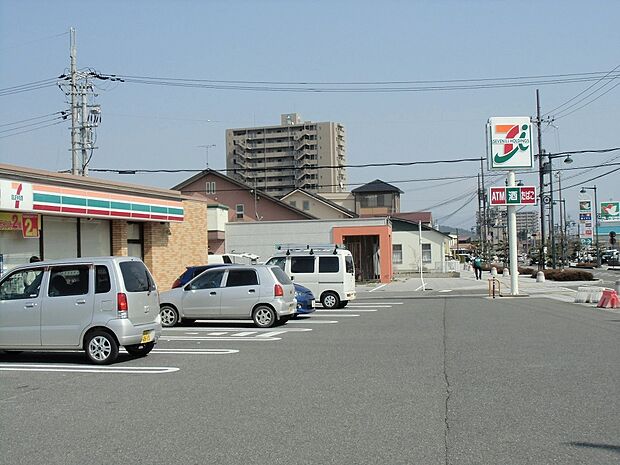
[1, 282, 618, 465]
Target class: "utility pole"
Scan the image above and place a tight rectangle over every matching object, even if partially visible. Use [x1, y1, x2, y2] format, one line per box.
[548, 154, 556, 268]
[80, 83, 89, 176]
[536, 89, 546, 269]
[480, 158, 487, 258]
[70, 28, 79, 176]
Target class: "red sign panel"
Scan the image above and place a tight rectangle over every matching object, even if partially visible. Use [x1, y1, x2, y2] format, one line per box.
[490, 187, 506, 205]
[520, 186, 536, 204]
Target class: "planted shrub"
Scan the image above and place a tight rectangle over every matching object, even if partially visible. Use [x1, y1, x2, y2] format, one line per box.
[530, 269, 594, 281]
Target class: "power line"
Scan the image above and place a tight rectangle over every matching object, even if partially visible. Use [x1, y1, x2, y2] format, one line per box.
[0, 120, 65, 139]
[554, 80, 620, 121]
[543, 64, 620, 117]
[0, 111, 67, 127]
[0, 77, 59, 97]
[98, 71, 620, 93]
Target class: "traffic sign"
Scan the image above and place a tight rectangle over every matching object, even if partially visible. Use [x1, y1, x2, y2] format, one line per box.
[489, 186, 537, 206]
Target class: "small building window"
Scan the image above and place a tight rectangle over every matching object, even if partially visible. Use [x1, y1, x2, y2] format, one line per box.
[236, 204, 244, 219]
[393, 244, 403, 264]
[290, 201, 297, 208]
[302, 201, 310, 211]
[422, 244, 432, 263]
[206, 181, 216, 194]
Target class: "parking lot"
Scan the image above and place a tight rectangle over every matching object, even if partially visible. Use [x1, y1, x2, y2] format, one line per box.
[1, 293, 618, 465]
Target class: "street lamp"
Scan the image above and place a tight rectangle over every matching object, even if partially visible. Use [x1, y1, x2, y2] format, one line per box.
[580, 185, 600, 267]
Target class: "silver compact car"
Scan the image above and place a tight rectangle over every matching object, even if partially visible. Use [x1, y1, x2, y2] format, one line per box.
[0, 256, 162, 364]
[159, 265, 296, 328]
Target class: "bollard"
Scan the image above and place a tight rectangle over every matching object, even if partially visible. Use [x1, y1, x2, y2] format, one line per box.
[616, 279, 620, 295]
[488, 278, 500, 298]
[491, 267, 498, 277]
[536, 271, 545, 283]
[502, 268, 510, 277]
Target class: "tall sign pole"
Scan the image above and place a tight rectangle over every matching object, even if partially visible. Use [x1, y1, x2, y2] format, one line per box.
[488, 116, 534, 296]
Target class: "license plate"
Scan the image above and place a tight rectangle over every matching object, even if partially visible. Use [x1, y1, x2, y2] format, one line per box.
[141, 330, 154, 344]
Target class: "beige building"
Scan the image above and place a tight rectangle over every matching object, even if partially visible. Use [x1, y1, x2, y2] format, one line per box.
[226, 113, 346, 197]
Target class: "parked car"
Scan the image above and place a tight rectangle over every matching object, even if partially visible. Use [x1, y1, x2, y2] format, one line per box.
[159, 264, 296, 328]
[265, 244, 356, 309]
[294, 283, 315, 315]
[0, 256, 161, 365]
[171, 264, 230, 288]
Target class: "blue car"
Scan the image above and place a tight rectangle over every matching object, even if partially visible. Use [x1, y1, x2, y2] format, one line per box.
[294, 283, 315, 315]
[171, 264, 230, 288]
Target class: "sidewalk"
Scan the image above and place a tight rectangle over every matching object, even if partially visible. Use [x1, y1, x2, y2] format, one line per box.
[359, 271, 607, 304]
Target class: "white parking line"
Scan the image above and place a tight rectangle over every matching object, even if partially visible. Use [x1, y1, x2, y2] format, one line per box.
[368, 284, 387, 292]
[161, 336, 281, 342]
[347, 303, 392, 308]
[162, 327, 313, 333]
[0, 364, 179, 374]
[207, 332, 228, 336]
[150, 349, 238, 355]
[231, 331, 256, 337]
[258, 331, 287, 338]
[308, 314, 359, 317]
[287, 320, 339, 324]
[316, 309, 377, 313]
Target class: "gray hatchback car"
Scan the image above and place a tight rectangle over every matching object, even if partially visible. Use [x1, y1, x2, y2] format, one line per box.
[159, 264, 296, 328]
[0, 256, 162, 364]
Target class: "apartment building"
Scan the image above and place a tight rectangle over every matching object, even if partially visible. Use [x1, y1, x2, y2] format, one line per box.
[226, 113, 346, 197]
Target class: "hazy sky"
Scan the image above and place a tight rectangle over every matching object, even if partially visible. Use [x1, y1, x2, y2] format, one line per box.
[1, 0, 618, 230]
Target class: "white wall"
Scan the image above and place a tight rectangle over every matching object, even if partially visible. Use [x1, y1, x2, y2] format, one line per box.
[226, 217, 388, 263]
[392, 229, 446, 272]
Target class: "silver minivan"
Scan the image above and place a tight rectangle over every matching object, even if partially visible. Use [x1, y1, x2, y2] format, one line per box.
[0, 256, 162, 364]
[159, 264, 296, 328]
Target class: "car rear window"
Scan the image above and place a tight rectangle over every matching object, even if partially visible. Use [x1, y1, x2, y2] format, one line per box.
[120, 261, 155, 292]
[271, 266, 292, 285]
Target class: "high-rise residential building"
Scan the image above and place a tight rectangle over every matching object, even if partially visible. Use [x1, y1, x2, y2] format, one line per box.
[226, 113, 346, 198]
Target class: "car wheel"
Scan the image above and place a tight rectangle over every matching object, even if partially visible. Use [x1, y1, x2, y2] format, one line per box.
[253, 306, 276, 328]
[85, 330, 119, 365]
[338, 300, 349, 308]
[160, 305, 179, 327]
[125, 342, 155, 357]
[321, 292, 340, 309]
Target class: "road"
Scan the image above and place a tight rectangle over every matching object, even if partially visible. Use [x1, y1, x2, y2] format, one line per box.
[1, 294, 618, 465]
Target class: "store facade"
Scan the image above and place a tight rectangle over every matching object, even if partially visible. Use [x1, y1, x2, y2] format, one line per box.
[0, 164, 208, 289]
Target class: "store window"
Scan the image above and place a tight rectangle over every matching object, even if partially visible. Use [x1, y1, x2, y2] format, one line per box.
[0, 229, 40, 272]
[127, 222, 144, 259]
[81, 219, 111, 257]
[42, 216, 78, 260]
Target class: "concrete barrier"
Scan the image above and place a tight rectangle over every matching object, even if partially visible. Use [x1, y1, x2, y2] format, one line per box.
[491, 267, 498, 277]
[574, 286, 606, 303]
[536, 271, 545, 283]
[502, 268, 510, 277]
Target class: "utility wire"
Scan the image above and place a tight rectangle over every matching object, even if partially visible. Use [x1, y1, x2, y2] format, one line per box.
[0, 111, 67, 127]
[0, 120, 65, 139]
[0, 115, 65, 134]
[554, 80, 620, 121]
[98, 72, 620, 93]
[543, 64, 620, 117]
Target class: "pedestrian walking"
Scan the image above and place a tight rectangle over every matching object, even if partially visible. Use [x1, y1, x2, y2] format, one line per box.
[473, 255, 483, 280]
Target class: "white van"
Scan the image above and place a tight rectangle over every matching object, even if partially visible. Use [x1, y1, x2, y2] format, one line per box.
[265, 245, 356, 309]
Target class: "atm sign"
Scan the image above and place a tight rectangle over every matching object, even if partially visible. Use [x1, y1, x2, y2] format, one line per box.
[489, 186, 537, 206]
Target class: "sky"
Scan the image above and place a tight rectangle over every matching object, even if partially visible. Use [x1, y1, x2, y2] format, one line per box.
[1, 0, 619, 232]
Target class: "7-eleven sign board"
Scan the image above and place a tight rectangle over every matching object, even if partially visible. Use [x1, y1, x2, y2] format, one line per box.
[490, 186, 537, 206]
[487, 117, 534, 171]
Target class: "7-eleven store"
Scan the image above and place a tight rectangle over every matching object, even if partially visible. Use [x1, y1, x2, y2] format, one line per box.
[0, 164, 208, 289]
